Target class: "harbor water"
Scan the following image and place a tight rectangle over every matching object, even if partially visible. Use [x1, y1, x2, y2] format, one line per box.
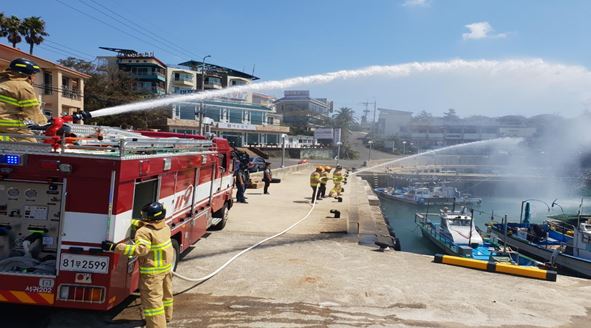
[382, 194, 591, 255]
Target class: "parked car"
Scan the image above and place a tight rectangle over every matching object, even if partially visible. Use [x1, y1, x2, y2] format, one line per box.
[248, 157, 267, 172]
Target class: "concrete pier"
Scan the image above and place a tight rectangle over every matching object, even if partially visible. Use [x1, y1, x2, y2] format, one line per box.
[1, 164, 589, 327]
[146, 166, 589, 327]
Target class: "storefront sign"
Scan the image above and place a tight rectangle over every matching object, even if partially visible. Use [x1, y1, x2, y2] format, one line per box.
[217, 122, 255, 130]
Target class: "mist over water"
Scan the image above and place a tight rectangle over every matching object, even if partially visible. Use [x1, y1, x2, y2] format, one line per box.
[91, 58, 591, 118]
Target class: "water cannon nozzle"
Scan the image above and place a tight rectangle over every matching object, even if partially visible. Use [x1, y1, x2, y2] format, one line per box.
[72, 111, 92, 123]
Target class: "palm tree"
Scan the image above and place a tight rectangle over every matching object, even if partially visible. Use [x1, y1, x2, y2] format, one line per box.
[332, 107, 356, 130]
[0, 12, 7, 38]
[22, 16, 48, 54]
[4, 16, 23, 48]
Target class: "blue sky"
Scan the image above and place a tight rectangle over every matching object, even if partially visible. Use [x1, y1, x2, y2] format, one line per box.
[3, 0, 591, 117]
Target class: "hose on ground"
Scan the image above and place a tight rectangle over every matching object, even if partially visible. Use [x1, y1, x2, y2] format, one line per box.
[172, 186, 320, 284]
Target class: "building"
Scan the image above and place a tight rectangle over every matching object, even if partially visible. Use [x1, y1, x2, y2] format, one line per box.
[99, 47, 167, 95]
[166, 66, 197, 95]
[160, 61, 288, 146]
[0, 43, 90, 117]
[274, 90, 333, 133]
[376, 108, 414, 138]
[398, 115, 536, 149]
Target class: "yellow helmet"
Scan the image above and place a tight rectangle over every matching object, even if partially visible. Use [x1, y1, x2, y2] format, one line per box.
[316, 166, 324, 172]
[324, 166, 332, 171]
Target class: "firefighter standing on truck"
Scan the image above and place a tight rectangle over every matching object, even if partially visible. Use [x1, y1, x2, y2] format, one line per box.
[0, 58, 47, 142]
[102, 202, 174, 328]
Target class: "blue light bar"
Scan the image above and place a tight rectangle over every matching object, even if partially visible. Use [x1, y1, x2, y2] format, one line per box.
[0, 154, 22, 166]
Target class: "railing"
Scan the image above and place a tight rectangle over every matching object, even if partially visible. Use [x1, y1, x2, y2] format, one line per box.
[61, 85, 81, 100]
[0, 125, 215, 158]
[415, 212, 460, 254]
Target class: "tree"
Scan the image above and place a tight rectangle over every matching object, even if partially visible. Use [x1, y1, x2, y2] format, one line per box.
[4, 16, 23, 48]
[22, 16, 49, 54]
[332, 107, 356, 130]
[443, 108, 459, 121]
[0, 12, 7, 38]
[413, 110, 433, 123]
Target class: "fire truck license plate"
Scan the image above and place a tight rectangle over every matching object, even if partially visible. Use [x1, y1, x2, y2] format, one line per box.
[60, 254, 109, 274]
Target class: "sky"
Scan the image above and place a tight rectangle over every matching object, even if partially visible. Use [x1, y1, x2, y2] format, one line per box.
[3, 0, 591, 118]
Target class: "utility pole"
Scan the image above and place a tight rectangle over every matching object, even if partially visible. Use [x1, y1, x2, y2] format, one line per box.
[198, 55, 211, 135]
[362, 100, 377, 136]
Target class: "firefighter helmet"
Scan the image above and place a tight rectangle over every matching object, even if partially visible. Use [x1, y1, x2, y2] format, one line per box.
[140, 202, 166, 221]
[9, 58, 41, 76]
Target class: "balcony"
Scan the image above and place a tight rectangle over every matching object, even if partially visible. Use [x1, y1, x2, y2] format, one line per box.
[61, 85, 81, 100]
[173, 77, 194, 87]
[133, 71, 166, 81]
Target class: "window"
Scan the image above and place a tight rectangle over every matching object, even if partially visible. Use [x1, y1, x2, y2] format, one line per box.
[203, 107, 220, 121]
[250, 111, 264, 125]
[266, 134, 278, 144]
[267, 116, 274, 125]
[205, 77, 222, 85]
[43, 72, 52, 95]
[231, 79, 247, 86]
[247, 133, 259, 145]
[229, 109, 242, 123]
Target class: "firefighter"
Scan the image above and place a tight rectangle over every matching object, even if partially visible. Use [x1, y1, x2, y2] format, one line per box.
[0, 58, 47, 142]
[310, 166, 323, 203]
[329, 165, 344, 198]
[102, 202, 174, 328]
[318, 166, 331, 199]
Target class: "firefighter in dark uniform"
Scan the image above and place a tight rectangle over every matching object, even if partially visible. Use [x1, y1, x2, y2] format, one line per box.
[102, 202, 174, 328]
[0, 58, 47, 142]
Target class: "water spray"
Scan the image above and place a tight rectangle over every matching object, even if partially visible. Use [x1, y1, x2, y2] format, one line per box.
[90, 59, 589, 118]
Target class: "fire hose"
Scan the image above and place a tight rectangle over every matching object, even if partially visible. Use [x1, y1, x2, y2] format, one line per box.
[172, 157, 406, 287]
[172, 187, 320, 284]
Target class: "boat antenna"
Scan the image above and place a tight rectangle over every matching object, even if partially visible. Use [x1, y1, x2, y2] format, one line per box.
[452, 197, 456, 212]
[468, 208, 474, 247]
[503, 214, 508, 253]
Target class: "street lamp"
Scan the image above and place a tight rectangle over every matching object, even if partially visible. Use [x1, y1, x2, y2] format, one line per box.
[336, 141, 343, 166]
[281, 134, 287, 168]
[368, 140, 373, 163]
[519, 199, 551, 224]
[402, 141, 407, 155]
[198, 54, 211, 135]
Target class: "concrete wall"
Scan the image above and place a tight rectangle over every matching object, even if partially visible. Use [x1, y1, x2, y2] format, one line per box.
[249, 163, 311, 180]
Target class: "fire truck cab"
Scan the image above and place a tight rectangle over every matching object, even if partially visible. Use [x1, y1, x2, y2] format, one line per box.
[0, 125, 234, 310]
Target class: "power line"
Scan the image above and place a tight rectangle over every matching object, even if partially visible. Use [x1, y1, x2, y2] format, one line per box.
[39, 43, 94, 61]
[85, 0, 201, 60]
[45, 40, 96, 59]
[77, 0, 190, 60]
[53, 0, 185, 61]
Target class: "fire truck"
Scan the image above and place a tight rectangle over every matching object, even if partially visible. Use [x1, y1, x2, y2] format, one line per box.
[0, 123, 234, 310]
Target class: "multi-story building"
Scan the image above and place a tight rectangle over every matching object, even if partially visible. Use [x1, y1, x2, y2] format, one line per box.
[393, 114, 536, 149]
[376, 108, 414, 138]
[274, 90, 333, 133]
[160, 61, 288, 146]
[99, 47, 167, 95]
[0, 43, 90, 117]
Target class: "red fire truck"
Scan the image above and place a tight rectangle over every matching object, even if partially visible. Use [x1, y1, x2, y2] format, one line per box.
[0, 124, 234, 310]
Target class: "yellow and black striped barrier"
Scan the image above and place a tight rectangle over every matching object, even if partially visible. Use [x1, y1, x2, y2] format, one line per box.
[433, 254, 557, 281]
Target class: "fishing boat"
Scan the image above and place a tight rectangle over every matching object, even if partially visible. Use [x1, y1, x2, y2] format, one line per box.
[415, 208, 540, 266]
[375, 185, 482, 206]
[489, 217, 591, 278]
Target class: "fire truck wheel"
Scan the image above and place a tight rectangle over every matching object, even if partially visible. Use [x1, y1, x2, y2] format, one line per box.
[171, 239, 180, 271]
[209, 204, 229, 231]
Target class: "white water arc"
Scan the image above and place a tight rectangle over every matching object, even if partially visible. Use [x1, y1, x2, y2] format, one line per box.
[351, 137, 522, 176]
[90, 58, 588, 118]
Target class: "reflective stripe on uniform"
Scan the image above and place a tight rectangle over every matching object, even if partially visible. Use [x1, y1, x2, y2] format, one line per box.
[0, 135, 9, 141]
[137, 238, 151, 247]
[0, 95, 19, 106]
[140, 263, 172, 274]
[0, 94, 39, 107]
[123, 245, 137, 256]
[163, 298, 173, 307]
[143, 306, 165, 317]
[0, 119, 25, 127]
[151, 240, 171, 250]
